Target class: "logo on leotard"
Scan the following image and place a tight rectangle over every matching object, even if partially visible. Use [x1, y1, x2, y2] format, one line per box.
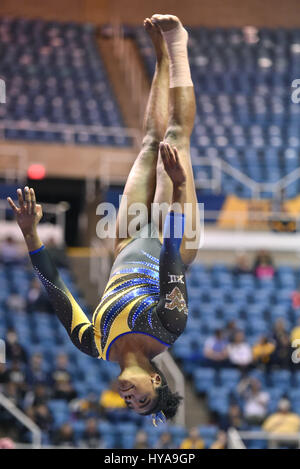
[165, 287, 188, 315]
[168, 273, 184, 284]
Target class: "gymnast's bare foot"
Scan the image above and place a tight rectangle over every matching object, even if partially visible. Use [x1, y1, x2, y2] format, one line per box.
[143, 17, 168, 63]
[151, 14, 183, 32]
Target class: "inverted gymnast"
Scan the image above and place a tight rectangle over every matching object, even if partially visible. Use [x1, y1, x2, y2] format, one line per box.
[7, 14, 200, 425]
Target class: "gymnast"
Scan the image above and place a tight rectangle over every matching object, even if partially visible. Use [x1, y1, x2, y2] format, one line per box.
[7, 14, 200, 424]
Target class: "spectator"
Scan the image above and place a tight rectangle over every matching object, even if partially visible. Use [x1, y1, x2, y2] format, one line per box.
[53, 380, 77, 402]
[290, 317, 300, 344]
[227, 331, 252, 370]
[6, 360, 27, 398]
[6, 293, 26, 313]
[134, 430, 149, 450]
[220, 404, 245, 431]
[203, 329, 228, 367]
[26, 278, 51, 313]
[32, 403, 53, 433]
[52, 423, 75, 447]
[0, 236, 23, 266]
[253, 250, 275, 279]
[51, 354, 77, 402]
[24, 383, 50, 408]
[233, 253, 252, 276]
[252, 335, 275, 367]
[99, 381, 126, 413]
[80, 418, 103, 449]
[224, 320, 239, 343]
[238, 377, 269, 425]
[26, 353, 50, 386]
[272, 319, 292, 368]
[292, 286, 300, 310]
[70, 393, 99, 420]
[3, 382, 21, 406]
[155, 431, 175, 450]
[0, 363, 9, 388]
[262, 399, 300, 448]
[180, 427, 205, 450]
[6, 329, 27, 364]
[210, 430, 227, 449]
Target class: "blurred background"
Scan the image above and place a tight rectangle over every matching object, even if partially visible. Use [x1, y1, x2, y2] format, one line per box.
[1, 0, 300, 450]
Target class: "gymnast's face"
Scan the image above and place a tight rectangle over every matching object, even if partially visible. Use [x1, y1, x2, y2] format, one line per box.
[118, 371, 161, 414]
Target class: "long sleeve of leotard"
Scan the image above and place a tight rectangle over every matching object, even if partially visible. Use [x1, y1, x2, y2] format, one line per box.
[155, 211, 188, 335]
[29, 245, 99, 357]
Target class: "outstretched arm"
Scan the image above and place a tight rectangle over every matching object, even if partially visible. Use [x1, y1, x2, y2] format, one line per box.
[155, 143, 188, 335]
[7, 187, 99, 358]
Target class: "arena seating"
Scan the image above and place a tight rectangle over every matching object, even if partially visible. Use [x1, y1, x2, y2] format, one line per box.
[171, 262, 300, 437]
[134, 25, 300, 197]
[0, 17, 130, 146]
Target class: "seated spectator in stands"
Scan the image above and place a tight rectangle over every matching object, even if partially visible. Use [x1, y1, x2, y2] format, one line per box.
[252, 335, 275, 368]
[0, 363, 9, 389]
[238, 377, 269, 425]
[0, 236, 23, 266]
[32, 403, 53, 433]
[232, 253, 252, 276]
[6, 292, 26, 313]
[26, 353, 51, 386]
[24, 383, 50, 408]
[292, 286, 300, 310]
[53, 380, 77, 402]
[180, 427, 205, 450]
[220, 404, 245, 431]
[134, 430, 149, 450]
[210, 430, 227, 449]
[46, 237, 69, 268]
[272, 319, 292, 368]
[203, 329, 229, 367]
[290, 317, 300, 345]
[227, 331, 252, 370]
[70, 393, 99, 420]
[80, 417, 103, 449]
[99, 381, 126, 414]
[26, 278, 52, 313]
[253, 250, 275, 279]
[3, 382, 22, 407]
[52, 423, 75, 447]
[6, 329, 27, 364]
[262, 398, 300, 448]
[224, 320, 239, 343]
[155, 431, 175, 450]
[6, 360, 27, 398]
[51, 353, 77, 402]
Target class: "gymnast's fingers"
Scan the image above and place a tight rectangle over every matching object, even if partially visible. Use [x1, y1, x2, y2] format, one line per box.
[30, 188, 36, 214]
[7, 197, 19, 214]
[24, 186, 31, 214]
[17, 188, 25, 209]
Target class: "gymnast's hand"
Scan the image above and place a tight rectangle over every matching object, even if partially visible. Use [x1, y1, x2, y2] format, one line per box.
[7, 187, 43, 235]
[159, 141, 186, 187]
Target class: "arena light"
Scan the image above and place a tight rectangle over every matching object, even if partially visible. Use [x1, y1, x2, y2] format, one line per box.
[27, 163, 46, 180]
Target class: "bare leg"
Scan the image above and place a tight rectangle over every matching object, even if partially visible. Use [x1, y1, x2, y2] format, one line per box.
[114, 19, 169, 255]
[152, 14, 199, 266]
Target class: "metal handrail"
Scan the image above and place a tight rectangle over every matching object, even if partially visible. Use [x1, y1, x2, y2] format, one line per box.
[0, 393, 42, 448]
[238, 430, 300, 449]
[192, 153, 300, 199]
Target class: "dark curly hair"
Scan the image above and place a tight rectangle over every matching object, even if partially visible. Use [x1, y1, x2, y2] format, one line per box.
[141, 361, 183, 420]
